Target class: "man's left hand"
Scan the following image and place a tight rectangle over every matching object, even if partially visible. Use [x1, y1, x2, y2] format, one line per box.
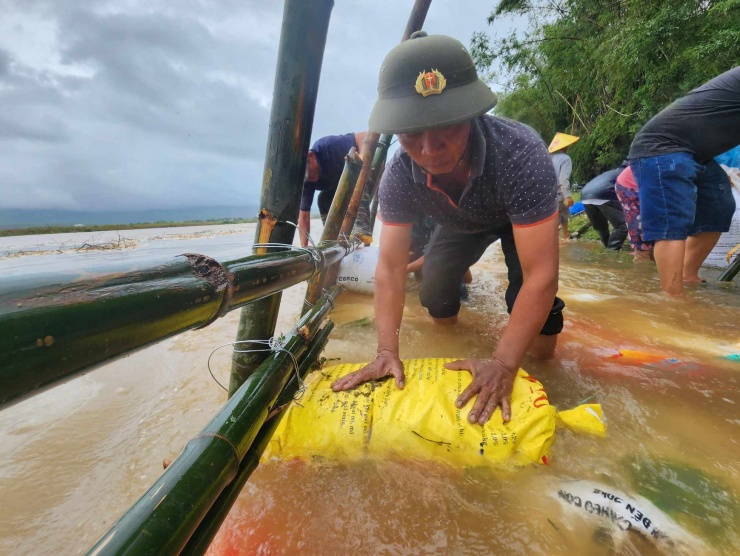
[444, 358, 516, 424]
[564, 197, 574, 208]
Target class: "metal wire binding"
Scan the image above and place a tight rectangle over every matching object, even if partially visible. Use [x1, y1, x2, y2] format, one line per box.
[283, 220, 327, 276]
[321, 288, 335, 310]
[207, 338, 306, 400]
[251, 242, 322, 279]
[283, 220, 316, 249]
[206, 220, 341, 398]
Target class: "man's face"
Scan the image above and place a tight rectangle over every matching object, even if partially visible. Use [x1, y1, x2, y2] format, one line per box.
[305, 152, 320, 182]
[397, 122, 471, 176]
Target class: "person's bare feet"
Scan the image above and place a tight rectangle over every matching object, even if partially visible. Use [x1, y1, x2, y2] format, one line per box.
[633, 249, 652, 263]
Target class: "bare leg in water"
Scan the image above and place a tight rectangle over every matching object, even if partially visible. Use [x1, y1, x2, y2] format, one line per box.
[653, 239, 687, 296]
[684, 232, 722, 283]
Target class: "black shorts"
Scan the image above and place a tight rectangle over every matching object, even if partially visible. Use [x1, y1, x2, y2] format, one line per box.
[419, 223, 564, 335]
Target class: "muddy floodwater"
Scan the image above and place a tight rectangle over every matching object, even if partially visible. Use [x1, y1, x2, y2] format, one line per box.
[1, 223, 738, 555]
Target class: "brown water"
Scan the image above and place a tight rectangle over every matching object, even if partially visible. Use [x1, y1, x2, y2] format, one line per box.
[1, 239, 739, 555]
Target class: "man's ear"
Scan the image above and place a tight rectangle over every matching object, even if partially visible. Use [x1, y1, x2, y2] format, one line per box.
[304, 151, 316, 181]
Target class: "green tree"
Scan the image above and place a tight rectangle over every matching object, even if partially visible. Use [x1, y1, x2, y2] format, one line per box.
[472, 0, 740, 182]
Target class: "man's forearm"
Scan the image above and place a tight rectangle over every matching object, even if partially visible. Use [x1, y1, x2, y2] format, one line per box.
[493, 276, 558, 370]
[560, 181, 571, 199]
[374, 263, 407, 354]
[297, 211, 311, 246]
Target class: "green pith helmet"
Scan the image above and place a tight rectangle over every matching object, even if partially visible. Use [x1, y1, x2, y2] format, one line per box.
[369, 31, 497, 135]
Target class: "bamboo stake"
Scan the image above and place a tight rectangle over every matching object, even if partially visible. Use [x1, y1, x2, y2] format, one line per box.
[339, 132, 381, 238]
[302, 149, 363, 313]
[318, 148, 363, 244]
[0, 243, 351, 408]
[86, 287, 341, 556]
[229, 0, 335, 396]
[366, 133, 393, 230]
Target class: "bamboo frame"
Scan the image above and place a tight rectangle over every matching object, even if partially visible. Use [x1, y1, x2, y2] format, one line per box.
[86, 287, 341, 556]
[0, 243, 351, 408]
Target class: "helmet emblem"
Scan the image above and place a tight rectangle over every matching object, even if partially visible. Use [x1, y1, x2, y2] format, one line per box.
[415, 69, 447, 97]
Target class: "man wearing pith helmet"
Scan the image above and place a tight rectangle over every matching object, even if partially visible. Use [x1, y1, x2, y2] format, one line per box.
[332, 32, 564, 425]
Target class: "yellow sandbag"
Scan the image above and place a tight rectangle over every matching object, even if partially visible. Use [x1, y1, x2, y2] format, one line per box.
[556, 403, 606, 437]
[263, 358, 604, 467]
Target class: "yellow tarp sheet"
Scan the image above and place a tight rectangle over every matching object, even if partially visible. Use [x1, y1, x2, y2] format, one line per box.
[263, 358, 605, 468]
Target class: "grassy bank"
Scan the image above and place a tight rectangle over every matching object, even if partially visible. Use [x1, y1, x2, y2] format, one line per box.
[0, 218, 258, 238]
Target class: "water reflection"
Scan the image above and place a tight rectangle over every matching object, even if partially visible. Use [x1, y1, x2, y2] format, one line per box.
[0, 227, 738, 555]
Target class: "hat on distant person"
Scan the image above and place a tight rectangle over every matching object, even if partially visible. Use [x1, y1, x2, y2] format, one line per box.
[548, 132, 580, 153]
[369, 31, 497, 135]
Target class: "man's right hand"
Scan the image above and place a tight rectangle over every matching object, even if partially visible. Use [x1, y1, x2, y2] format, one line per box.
[331, 349, 406, 391]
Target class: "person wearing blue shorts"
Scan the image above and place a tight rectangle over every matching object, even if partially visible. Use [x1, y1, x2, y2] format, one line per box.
[628, 67, 740, 295]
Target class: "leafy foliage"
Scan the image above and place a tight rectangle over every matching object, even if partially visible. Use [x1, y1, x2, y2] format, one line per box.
[473, 0, 740, 182]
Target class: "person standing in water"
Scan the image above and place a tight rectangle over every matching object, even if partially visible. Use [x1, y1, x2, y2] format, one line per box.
[332, 32, 564, 425]
[580, 164, 629, 251]
[628, 66, 739, 295]
[549, 133, 579, 240]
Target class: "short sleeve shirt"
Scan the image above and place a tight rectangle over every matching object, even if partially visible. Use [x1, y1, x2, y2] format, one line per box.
[378, 115, 558, 232]
[628, 67, 740, 162]
[551, 152, 572, 201]
[301, 133, 357, 211]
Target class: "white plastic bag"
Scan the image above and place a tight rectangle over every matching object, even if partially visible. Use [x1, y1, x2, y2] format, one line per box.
[337, 245, 379, 294]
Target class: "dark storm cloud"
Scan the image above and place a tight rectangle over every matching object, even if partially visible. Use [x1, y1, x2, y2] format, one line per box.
[0, 1, 511, 212]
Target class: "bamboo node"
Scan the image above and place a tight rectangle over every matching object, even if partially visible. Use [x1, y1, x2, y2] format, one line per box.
[297, 325, 311, 343]
[182, 253, 234, 328]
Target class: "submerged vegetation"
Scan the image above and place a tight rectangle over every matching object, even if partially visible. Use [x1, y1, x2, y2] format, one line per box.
[472, 0, 740, 182]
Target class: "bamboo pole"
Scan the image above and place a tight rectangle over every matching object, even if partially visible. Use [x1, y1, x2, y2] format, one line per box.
[86, 287, 340, 556]
[339, 132, 381, 238]
[366, 133, 392, 230]
[302, 148, 363, 313]
[229, 0, 335, 396]
[0, 243, 351, 408]
[318, 149, 363, 244]
[369, 188, 380, 231]
[180, 321, 334, 556]
[401, 0, 433, 41]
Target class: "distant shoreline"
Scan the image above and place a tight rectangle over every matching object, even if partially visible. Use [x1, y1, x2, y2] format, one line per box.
[0, 218, 259, 237]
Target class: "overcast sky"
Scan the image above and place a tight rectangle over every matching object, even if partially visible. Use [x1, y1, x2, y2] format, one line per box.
[0, 0, 518, 213]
